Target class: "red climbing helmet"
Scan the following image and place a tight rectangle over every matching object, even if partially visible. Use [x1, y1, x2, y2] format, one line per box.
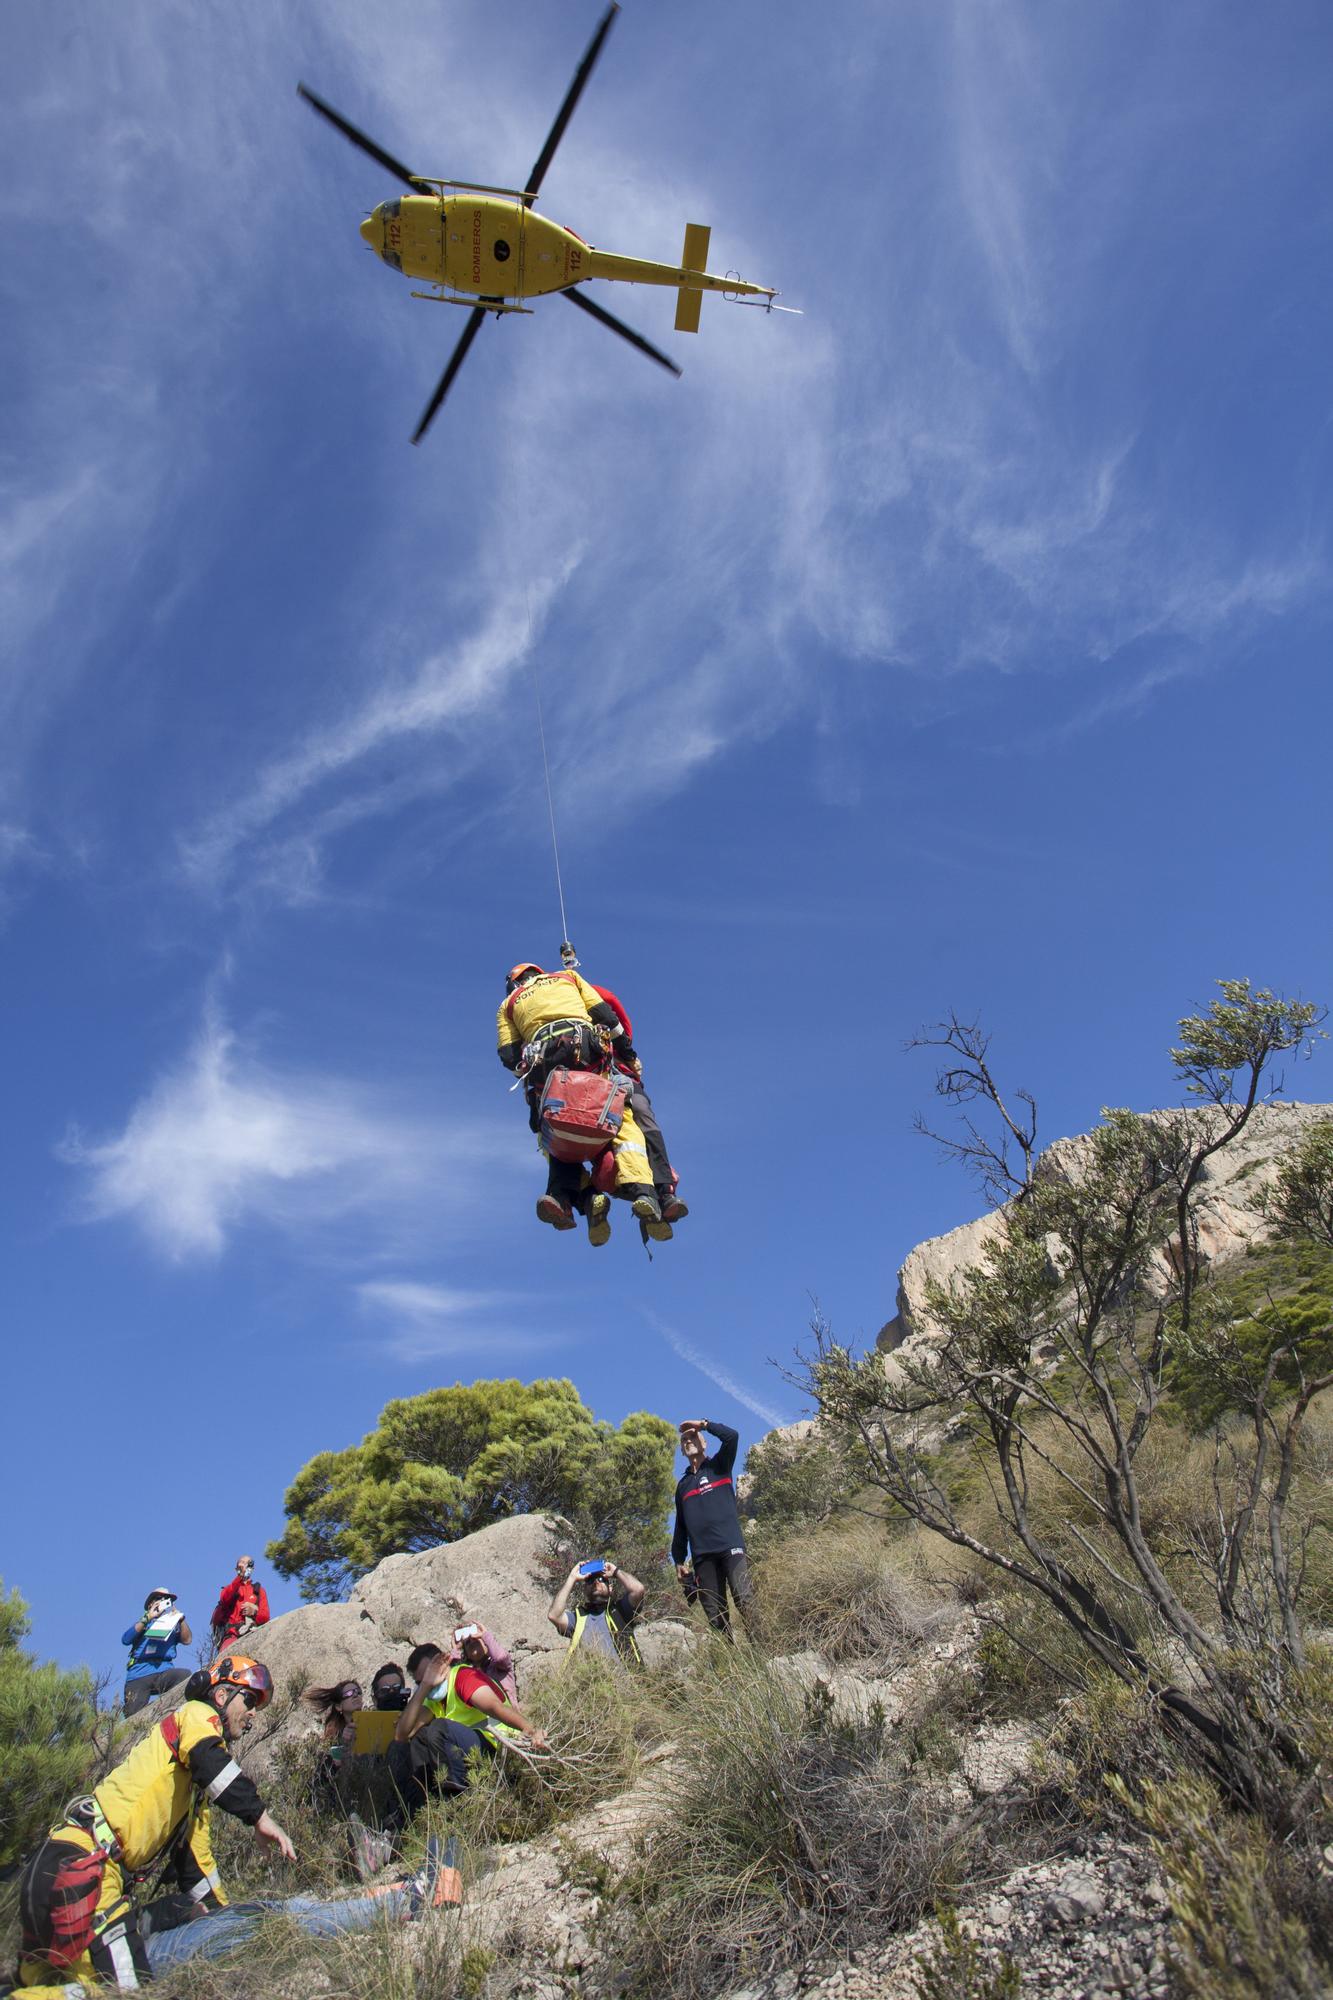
[204, 1655, 274, 1710]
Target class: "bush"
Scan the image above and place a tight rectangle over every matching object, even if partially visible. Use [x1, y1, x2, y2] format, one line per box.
[750, 1519, 938, 1665]
[0, 1581, 99, 1869]
[611, 1650, 968, 1998]
[447, 1653, 651, 1850]
[1118, 1769, 1332, 2000]
[742, 1423, 859, 1545]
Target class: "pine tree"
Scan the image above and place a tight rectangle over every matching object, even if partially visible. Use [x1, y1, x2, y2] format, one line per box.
[0, 1581, 97, 1868]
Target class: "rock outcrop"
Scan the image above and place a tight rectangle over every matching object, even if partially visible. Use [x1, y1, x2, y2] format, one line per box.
[877, 1098, 1332, 1364]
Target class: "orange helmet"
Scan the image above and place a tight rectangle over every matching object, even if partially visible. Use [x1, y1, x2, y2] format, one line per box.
[506, 963, 543, 990]
[201, 1655, 273, 1710]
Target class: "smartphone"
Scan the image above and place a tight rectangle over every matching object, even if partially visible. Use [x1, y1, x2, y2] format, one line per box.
[577, 1559, 605, 1578]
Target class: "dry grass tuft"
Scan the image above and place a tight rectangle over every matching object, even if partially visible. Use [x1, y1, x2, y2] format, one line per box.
[751, 1518, 945, 1666]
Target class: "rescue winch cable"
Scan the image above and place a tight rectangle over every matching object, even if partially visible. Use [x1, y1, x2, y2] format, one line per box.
[524, 578, 573, 958]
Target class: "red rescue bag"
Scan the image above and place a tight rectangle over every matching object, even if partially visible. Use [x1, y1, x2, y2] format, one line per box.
[539, 1068, 627, 1163]
[20, 1837, 110, 1971]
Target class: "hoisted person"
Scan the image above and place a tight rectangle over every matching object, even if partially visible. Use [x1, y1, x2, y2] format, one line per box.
[496, 962, 664, 1244]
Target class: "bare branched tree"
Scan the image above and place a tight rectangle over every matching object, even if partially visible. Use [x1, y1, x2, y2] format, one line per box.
[906, 1012, 1037, 1204]
[802, 981, 1330, 1830]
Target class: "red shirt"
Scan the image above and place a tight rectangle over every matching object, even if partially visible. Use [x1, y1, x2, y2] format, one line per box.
[454, 1665, 508, 1709]
[591, 986, 632, 1042]
[212, 1576, 271, 1636]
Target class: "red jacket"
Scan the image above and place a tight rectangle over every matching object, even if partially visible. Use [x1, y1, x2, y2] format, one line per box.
[211, 1576, 271, 1640]
[591, 987, 632, 1043]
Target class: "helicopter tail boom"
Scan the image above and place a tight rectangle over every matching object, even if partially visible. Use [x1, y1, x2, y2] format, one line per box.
[584, 242, 774, 306]
[674, 223, 710, 333]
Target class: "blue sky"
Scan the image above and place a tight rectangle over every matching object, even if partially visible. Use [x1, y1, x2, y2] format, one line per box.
[3, 0, 1331, 1684]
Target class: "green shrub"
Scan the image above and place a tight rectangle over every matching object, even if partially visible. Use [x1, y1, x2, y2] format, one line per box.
[447, 1652, 652, 1850]
[0, 1581, 99, 1869]
[1117, 1771, 1331, 2000]
[743, 1423, 859, 1545]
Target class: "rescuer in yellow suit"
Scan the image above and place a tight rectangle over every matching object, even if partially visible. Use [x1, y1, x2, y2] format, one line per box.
[15, 1657, 295, 1994]
[496, 963, 663, 1244]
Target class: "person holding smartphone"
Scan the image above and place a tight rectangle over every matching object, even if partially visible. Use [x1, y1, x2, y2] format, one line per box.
[546, 1558, 645, 1669]
[443, 1618, 518, 1703]
[121, 1588, 193, 1716]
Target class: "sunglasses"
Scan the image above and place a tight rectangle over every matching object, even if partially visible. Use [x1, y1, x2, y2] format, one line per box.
[239, 1689, 263, 1711]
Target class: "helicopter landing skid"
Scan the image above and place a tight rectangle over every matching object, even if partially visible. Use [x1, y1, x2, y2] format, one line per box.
[410, 289, 534, 314]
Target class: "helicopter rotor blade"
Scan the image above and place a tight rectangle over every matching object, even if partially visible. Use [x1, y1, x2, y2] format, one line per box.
[562, 286, 682, 377]
[297, 83, 422, 193]
[412, 307, 488, 444]
[524, 2, 619, 200]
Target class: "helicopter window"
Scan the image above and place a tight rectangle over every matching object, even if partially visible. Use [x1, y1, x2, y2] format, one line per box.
[493, 240, 512, 262]
[384, 200, 401, 221]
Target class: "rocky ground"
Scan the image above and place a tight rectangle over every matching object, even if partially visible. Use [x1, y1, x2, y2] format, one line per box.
[173, 1527, 1180, 2000]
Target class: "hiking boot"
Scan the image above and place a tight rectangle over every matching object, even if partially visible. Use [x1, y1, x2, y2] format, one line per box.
[586, 1192, 611, 1247]
[406, 1833, 460, 1915]
[660, 1195, 689, 1224]
[643, 1217, 674, 1242]
[536, 1195, 577, 1231]
[631, 1193, 662, 1226]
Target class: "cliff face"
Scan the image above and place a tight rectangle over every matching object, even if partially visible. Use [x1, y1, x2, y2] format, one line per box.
[876, 1099, 1333, 1365]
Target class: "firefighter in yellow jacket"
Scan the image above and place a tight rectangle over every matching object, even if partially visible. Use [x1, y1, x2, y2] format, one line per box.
[15, 1656, 294, 1994]
[496, 963, 664, 1244]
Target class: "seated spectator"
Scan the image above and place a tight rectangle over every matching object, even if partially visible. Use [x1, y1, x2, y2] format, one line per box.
[384, 1636, 548, 1830]
[444, 1619, 518, 1703]
[546, 1559, 644, 1669]
[122, 1587, 193, 1716]
[301, 1679, 364, 1798]
[370, 1661, 409, 1711]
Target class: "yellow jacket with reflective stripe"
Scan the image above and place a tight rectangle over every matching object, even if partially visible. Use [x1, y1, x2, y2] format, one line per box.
[425, 1663, 522, 1742]
[496, 970, 605, 1054]
[94, 1701, 225, 1893]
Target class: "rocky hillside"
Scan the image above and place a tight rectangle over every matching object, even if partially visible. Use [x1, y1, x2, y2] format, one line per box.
[123, 1093, 1333, 2000]
[877, 1097, 1333, 1364]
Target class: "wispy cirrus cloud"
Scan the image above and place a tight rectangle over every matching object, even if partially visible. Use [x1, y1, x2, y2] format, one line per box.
[60, 1004, 515, 1263]
[356, 1279, 554, 1363]
[640, 1307, 789, 1430]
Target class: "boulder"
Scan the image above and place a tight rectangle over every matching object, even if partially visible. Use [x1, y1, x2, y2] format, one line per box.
[347, 1513, 565, 1680]
[636, 1618, 698, 1670]
[246, 1603, 393, 1701]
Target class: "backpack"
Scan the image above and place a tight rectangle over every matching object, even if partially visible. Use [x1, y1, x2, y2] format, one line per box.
[19, 1827, 114, 1972]
[539, 1067, 627, 1163]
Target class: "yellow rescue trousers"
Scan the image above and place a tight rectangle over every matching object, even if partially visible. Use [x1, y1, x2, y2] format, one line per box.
[541, 1100, 652, 1196]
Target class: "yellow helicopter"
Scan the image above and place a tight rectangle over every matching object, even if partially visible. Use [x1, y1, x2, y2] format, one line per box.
[299, 3, 785, 443]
